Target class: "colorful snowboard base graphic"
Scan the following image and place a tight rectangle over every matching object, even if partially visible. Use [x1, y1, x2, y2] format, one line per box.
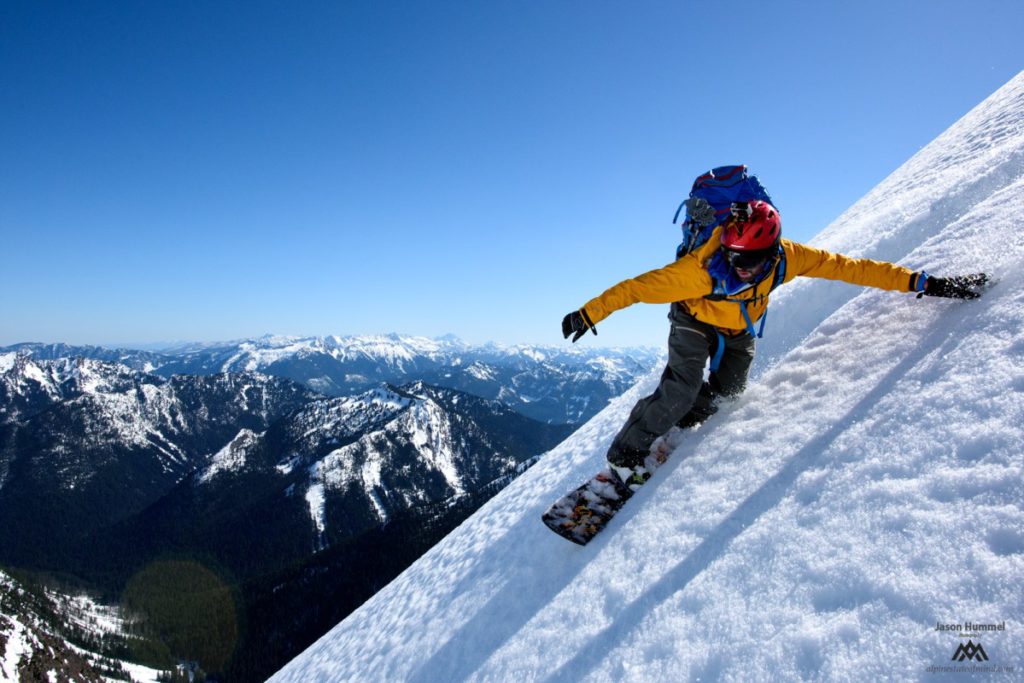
[542, 434, 679, 545]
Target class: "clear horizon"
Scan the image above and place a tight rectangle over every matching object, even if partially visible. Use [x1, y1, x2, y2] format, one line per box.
[1, 332, 663, 353]
[2, 1, 1022, 348]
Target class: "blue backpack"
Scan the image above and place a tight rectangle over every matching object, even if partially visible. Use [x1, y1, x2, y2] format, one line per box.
[673, 165, 776, 258]
[673, 165, 787, 342]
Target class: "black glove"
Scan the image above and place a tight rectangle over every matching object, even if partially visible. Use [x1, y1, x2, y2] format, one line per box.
[562, 309, 597, 343]
[920, 273, 989, 299]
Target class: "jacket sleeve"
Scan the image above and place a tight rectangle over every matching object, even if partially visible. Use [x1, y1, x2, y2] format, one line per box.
[784, 241, 919, 292]
[581, 257, 712, 325]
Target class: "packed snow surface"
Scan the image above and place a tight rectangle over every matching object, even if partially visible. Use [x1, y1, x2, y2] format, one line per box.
[272, 73, 1024, 681]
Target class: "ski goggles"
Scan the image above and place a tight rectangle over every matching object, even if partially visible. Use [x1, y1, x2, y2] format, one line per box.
[723, 247, 776, 271]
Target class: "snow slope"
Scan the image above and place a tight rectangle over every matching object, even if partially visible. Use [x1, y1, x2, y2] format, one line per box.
[271, 72, 1024, 681]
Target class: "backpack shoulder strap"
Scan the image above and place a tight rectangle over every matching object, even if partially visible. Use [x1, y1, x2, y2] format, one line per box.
[703, 245, 787, 339]
[768, 245, 787, 292]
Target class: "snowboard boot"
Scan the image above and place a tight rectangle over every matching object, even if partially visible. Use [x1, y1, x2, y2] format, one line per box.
[675, 397, 718, 430]
[607, 429, 688, 492]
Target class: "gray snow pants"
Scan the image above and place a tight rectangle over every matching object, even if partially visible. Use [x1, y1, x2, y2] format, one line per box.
[606, 305, 756, 468]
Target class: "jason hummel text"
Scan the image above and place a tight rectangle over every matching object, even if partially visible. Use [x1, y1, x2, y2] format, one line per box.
[934, 621, 1007, 633]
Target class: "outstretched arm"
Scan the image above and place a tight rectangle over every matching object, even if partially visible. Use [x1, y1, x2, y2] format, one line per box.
[784, 242, 988, 298]
[784, 241, 917, 291]
[560, 258, 711, 343]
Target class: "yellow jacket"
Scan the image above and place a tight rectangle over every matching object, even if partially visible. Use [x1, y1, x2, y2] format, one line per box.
[583, 228, 920, 333]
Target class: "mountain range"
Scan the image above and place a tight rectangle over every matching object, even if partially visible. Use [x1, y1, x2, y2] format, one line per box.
[0, 338, 656, 679]
[3, 335, 662, 425]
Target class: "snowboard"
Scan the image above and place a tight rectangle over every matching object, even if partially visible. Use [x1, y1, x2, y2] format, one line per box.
[542, 432, 680, 545]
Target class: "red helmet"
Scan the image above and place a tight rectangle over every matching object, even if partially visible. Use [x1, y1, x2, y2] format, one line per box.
[721, 200, 781, 251]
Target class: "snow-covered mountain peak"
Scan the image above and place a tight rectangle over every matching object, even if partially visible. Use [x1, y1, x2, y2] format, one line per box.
[232, 333, 457, 365]
[272, 72, 1024, 682]
[0, 352, 17, 374]
[57, 357, 159, 395]
[0, 355, 165, 420]
[200, 428, 263, 483]
[238, 378, 562, 549]
[328, 383, 415, 420]
[3, 354, 59, 393]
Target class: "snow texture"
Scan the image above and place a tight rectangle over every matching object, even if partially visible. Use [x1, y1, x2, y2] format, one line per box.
[271, 72, 1024, 682]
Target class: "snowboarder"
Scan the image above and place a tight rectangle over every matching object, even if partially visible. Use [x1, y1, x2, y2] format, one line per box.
[561, 200, 988, 488]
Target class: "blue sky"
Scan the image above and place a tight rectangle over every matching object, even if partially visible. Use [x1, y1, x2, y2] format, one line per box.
[2, 1, 1021, 348]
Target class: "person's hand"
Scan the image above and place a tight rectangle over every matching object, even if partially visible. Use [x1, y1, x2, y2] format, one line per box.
[562, 309, 597, 343]
[921, 273, 989, 299]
